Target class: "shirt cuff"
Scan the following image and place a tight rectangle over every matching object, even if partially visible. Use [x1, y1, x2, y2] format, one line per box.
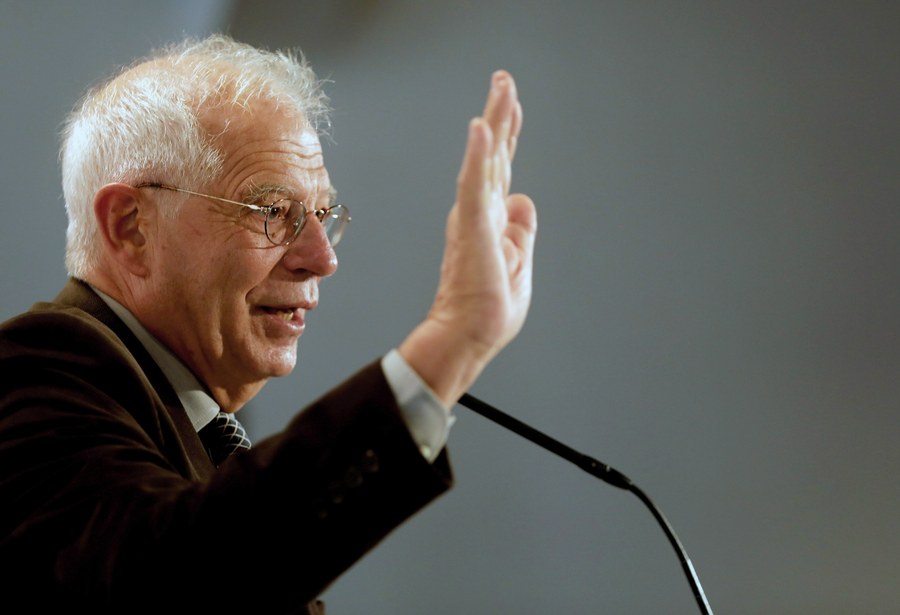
[381, 349, 456, 462]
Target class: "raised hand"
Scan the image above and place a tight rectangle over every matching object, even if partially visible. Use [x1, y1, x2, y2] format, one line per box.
[400, 71, 537, 406]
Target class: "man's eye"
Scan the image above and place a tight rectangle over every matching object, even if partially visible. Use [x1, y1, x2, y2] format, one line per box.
[268, 200, 293, 221]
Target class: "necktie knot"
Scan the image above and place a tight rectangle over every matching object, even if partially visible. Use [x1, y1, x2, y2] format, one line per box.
[198, 411, 251, 466]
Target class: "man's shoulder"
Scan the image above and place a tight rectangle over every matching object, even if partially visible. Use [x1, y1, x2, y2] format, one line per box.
[0, 280, 153, 399]
[0, 281, 198, 465]
[0, 286, 126, 359]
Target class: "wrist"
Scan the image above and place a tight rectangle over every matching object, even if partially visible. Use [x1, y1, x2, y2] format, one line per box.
[398, 319, 493, 407]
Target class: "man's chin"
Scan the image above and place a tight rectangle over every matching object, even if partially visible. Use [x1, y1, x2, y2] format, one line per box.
[262, 347, 299, 378]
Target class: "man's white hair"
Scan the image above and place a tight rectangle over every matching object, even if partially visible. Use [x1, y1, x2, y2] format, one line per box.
[60, 34, 330, 278]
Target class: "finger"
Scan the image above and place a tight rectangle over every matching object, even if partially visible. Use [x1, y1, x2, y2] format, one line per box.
[482, 72, 516, 155]
[456, 118, 491, 218]
[506, 194, 538, 252]
[493, 74, 521, 158]
[501, 194, 537, 288]
[479, 76, 515, 201]
[509, 100, 523, 161]
[482, 71, 514, 118]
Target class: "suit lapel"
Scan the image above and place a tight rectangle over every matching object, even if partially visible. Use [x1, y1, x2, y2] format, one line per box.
[52, 278, 216, 481]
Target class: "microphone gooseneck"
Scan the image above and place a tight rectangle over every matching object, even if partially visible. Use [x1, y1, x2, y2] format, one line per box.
[458, 393, 714, 615]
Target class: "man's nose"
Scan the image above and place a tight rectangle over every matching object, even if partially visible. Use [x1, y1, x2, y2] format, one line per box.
[280, 215, 339, 277]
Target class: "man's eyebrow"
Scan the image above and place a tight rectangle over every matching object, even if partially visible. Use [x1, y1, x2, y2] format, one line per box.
[242, 181, 337, 205]
[242, 182, 292, 203]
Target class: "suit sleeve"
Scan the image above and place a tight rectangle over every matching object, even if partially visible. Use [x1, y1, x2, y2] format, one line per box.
[0, 307, 452, 613]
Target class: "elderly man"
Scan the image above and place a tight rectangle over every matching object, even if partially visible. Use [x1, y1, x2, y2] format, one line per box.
[0, 35, 535, 613]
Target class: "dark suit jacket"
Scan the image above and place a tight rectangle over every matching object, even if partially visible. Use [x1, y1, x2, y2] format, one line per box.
[0, 279, 452, 613]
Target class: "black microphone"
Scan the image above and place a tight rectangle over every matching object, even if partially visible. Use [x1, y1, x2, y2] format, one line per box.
[458, 393, 714, 615]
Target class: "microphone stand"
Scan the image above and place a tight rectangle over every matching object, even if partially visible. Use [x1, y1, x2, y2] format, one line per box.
[458, 393, 714, 615]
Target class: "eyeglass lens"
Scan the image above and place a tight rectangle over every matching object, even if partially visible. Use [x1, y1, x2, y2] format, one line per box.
[264, 201, 349, 246]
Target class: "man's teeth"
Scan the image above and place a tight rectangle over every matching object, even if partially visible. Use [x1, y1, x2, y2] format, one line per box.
[265, 308, 294, 320]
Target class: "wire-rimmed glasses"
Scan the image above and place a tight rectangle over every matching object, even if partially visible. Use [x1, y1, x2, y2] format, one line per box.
[135, 182, 350, 247]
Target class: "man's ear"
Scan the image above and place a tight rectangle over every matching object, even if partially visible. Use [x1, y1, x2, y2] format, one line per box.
[93, 183, 153, 276]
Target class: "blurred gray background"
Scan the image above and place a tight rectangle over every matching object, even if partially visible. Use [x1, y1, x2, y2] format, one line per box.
[2, 1, 898, 613]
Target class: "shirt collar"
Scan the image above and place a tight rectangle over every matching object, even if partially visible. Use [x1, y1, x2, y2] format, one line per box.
[91, 286, 220, 432]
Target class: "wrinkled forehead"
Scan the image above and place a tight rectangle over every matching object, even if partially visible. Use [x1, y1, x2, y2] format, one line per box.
[200, 98, 328, 196]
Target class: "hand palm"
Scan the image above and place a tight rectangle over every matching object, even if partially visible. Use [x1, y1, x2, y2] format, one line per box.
[401, 72, 537, 405]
